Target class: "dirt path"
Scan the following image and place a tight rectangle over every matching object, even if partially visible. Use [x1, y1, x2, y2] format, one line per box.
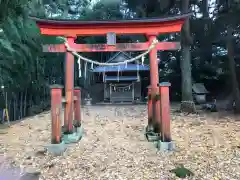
[0, 105, 240, 180]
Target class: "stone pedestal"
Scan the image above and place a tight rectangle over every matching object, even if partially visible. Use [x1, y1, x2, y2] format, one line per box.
[62, 126, 83, 144]
[157, 141, 175, 152]
[44, 142, 67, 156]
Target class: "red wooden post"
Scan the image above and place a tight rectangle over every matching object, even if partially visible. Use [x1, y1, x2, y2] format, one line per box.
[74, 87, 81, 127]
[50, 84, 63, 144]
[159, 82, 171, 142]
[147, 34, 161, 133]
[64, 36, 75, 134]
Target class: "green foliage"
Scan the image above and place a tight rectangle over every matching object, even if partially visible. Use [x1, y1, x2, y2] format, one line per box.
[123, 0, 177, 17]
[0, 0, 66, 119]
[85, 1, 123, 20]
[0, 0, 28, 21]
[170, 165, 194, 178]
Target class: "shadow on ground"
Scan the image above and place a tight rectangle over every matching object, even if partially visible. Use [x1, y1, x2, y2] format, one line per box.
[0, 156, 40, 180]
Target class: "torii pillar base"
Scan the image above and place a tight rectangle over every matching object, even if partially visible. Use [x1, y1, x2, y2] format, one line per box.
[62, 127, 83, 144]
[156, 141, 175, 152]
[44, 142, 67, 156]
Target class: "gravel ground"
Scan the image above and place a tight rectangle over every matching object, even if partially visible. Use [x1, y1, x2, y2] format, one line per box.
[0, 105, 240, 180]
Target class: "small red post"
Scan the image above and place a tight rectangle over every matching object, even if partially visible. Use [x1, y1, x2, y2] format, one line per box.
[50, 84, 63, 144]
[74, 87, 81, 127]
[64, 36, 75, 134]
[159, 82, 171, 142]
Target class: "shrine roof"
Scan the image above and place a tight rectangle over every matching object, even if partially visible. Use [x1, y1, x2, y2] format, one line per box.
[106, 52, 137, 64]
[30, 13, 191, 26]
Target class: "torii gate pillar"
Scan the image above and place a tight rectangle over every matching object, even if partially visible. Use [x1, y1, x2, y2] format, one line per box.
[147, 34, 161, 134]
[64, 37, 75, 134]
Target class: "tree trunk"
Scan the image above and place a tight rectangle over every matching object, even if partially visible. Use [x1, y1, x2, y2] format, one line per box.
[227, 27, 240, 113]
[8, 99, 12, 122]
[23, 89, 27, 117]
[201, 0, 212, 64]
[180, 0, 195, 113]
[29, 94, 33, 115]
[181, 45, 193, 101]
[20, 92, 23, 119]
[5, 92, 10, 125]
[43, 86, 46, 102]
[13, 98, 17, 121]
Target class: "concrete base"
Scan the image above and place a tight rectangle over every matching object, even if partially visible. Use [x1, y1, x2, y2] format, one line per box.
[75, 126, 83, 135]
[145, 133, 159, 142]
[62, 126, 83, 144]
[44, 142, 67, 156]
[145, 126, 159, 142]
[157, 140, 175, 152]
[61, 126, 75, 135]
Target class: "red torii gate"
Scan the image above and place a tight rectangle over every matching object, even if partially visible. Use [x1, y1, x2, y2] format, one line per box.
[31, 13, 189, 150]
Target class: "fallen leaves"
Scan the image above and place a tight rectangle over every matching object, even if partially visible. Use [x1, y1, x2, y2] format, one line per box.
[0, 105, 239, 180]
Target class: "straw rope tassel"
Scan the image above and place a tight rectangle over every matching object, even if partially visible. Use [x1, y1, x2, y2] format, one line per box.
[60, 36, 158, 66]
[78, 57, 82, 77]
[141, 55, 145, 66]
[84, 62, 87, 80]
[137, 63, 140, 82]
[117, 66, 120, 82]
[103, 67, 106, 82]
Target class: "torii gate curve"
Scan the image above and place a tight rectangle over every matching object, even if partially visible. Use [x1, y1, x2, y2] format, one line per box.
[31, 13, 190, 152]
